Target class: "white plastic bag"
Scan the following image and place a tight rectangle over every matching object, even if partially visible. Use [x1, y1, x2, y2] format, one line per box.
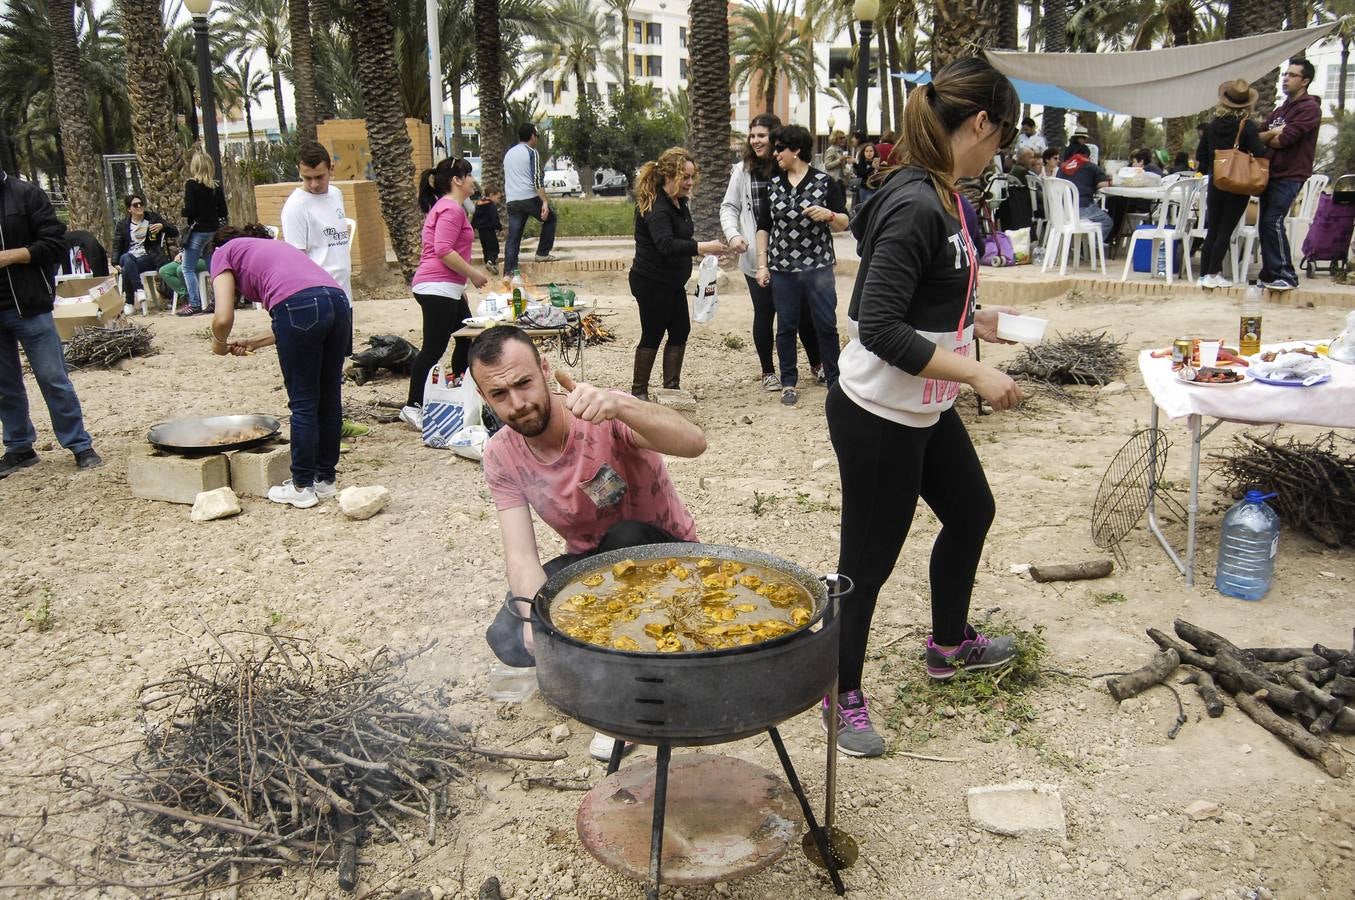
[449, 424, 489, 461]
[692, 254, 720, 324]
[421, 366, 482, 449]
[1005, 227, 1031, 264]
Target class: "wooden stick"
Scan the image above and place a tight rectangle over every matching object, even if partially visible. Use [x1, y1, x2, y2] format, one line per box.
[1182, 670, 1225, 717]
[1174, 620, 1272, 681]
[1327, 674, 1355, 698]
[1212, 648, 1311, 718]
[1028, 560, 1113, 583]
[523, 777, 592, 792]
[335, 811, 359, 892]
[1107, 649, 1180, 702]
[1312, 644, 1351, 664]
[1146, 628, 1215, 669]
[1233, 690, 1346, 778]
[1243, 647, 1312, 662]
[1310, 710, 1336, 737]
[1284, 671, 1343, 714]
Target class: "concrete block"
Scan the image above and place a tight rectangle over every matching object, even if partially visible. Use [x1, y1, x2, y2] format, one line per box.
[128, 448, 230, 505]
[229, 443, 291, 497]
[650, 388, 698, 423]
[966, 782, 1066, 839]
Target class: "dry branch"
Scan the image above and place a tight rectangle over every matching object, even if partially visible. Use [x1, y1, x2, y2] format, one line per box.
[1001, 330, 1128, 386]
[1234, 691, 1346, 778]
[1211, 432, 1355, 548]
[64, 322, 155, 368]
[1107, 649, 1180, 701]
[1182, 671, 1225, 718]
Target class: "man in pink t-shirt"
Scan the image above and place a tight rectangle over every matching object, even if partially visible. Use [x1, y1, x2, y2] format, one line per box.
[471, 326, 706, 670]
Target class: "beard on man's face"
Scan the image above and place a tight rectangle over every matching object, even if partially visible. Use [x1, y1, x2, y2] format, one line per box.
[499, 384, 552, 438]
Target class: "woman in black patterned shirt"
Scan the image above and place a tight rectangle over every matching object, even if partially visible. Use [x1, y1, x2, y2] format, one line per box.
[755, 124, 849, 406]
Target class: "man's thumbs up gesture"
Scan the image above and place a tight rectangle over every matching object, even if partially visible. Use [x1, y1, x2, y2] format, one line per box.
[555, 369, 626, 423]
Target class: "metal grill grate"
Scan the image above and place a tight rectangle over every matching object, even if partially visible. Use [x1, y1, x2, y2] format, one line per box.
[1092, 428, 1183, 557]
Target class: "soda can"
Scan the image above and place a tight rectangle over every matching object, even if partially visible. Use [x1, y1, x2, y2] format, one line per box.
[1172, 337, 1192, 368]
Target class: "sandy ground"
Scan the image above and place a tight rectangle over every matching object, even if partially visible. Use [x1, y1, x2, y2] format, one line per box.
[2, 263, 1355, 900]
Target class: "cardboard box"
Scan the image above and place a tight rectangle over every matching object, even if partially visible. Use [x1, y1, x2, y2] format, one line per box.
[53, 276, 124, 341]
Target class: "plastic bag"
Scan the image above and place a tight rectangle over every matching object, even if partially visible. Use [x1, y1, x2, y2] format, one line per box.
[692, 254, 720, 323]
[449, 424, 489, 462]
[1328, 310, 1355, 364]
[1004, 227, 1031, 264]
[421, 366, 482, 449]
[981, 231, 1015, 267]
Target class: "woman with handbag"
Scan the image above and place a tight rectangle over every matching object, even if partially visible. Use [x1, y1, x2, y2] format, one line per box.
[1198, 79, 1268, 290]
[179, 147, 228, 315]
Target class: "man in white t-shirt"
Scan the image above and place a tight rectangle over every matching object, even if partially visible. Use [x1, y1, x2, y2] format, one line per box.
[502, 123, 559, 273]
[1015, 117, 1047, 157]
[280, 141, 353, 302]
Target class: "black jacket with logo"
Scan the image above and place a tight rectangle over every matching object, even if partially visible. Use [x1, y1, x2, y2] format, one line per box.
[0, 170, 68, 318]
[112, 210, 178, 262]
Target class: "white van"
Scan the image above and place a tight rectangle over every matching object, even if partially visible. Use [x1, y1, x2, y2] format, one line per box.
[543, 169, 582, 197]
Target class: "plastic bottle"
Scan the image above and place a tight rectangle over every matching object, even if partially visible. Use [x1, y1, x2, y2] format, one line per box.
[1239, 281, 1263, 356]
[510, 269, 525, 319]
[486, 662, 538, 702]
[1214, 490, 1281, 601]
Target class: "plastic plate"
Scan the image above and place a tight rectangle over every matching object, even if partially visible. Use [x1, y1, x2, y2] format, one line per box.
[1177, 369, 1251, 387]
[1250, 371, 1331, 387]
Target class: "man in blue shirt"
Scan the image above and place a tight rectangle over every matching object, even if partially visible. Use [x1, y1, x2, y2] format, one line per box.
[502, 123, 559, 273]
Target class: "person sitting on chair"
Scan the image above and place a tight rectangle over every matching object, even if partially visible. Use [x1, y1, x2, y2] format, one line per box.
[1056, 138, 1113, 243]
[112, 192, 177, 316]
[473, 325, 706, 758]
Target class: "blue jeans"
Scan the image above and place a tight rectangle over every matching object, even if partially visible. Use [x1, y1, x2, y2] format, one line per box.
[0, 309, 93, 454]
[1259, 177, 1303, 286]
[770, 266, 840, 388]
[182, 231, 212, 310]
[1079, 204, 1114, 243]
[118, 251, 164, 304]
[270, 287, 350, 487]
[503, 197, 557, 273]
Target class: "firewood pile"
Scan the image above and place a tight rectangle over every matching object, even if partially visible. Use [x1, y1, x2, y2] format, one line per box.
[1112, 619, 1354, 778]
[63, 322, 155, 368]
[24, 630, 563, 894]
[579, 313, 615, 345]
[1001, 330, 1128, 387]
[1212, 431, 1355, 548]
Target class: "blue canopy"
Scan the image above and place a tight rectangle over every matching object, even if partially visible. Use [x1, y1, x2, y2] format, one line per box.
[899, 71, 1117, 115]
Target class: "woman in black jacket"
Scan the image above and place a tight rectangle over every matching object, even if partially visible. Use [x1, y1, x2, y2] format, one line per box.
[1198, 79, 1269, 289]
[179, 147, 227, 314]
[628, 147, 726, 397]
[824, 58, 1023, 758]
[112, 192, 178, 313]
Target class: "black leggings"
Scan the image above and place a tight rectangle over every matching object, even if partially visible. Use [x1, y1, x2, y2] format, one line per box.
[827, 386, 995, 692]
[407, 290, 472, 406]
[745, 273, 821, 375]
[1200, 184, 1251, 277]
[630, 271, 690, 349]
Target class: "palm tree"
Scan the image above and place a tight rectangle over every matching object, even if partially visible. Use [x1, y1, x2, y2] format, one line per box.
[687, 0, 730, 238]
[290, 0, 320, 142]
[220, 0, 289, 134]
[221, 55, 272, 145]
[313, 25, 363, 117]
[1040, 0, 1068, 148]
[825, 71, 856, 134]
[474, 0, 508, 198]
[930, 0, 996, 72]
[48, 0, 113, 242]
[116, 0, 188, 215]
[605, 0, 633, 90]
[527, 0, 620, 193]
[793, 0, 841, 146]
[729, 0, 816, 117]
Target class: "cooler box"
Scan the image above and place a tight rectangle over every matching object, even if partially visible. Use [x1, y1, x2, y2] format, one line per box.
[1131, 225, 1183, 274]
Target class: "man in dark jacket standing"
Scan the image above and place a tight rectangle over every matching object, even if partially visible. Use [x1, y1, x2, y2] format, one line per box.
[0, 168, 102, 477]
[1257, 57, 1322, 292]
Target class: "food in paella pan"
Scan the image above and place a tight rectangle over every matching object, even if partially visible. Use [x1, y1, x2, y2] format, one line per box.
[552, 557, 815, 653]
[213, 425, 275, 445]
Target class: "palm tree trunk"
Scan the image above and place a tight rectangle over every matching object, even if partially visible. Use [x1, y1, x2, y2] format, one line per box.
[312, 0, 339, 119]
[116, 0, 188, 216]
[451, 72, 464, 156]
[1040, 0, 1067, 148]
[885, 14, 904, 134]
[1164, 1, 1193, 156]
[688, 0, 731, 239]
[269, 54, 289, 134]
[931, 0, 993, 73]
[997, 0, 1018, 49]
[576, 69, 594, 196]
[1341, 38, 1350, 115]
[621, 8, 631, 91]
[473, 0, 507, 202]
[289, 0, 320, 142]
[764, 70, 777, 118]
[50, 0, 113, 244]
[246, 103, 256, 145]
[346, 0, 421, 280]
[1129, 117, 1145, 149]
[1227, 0, 1285, 113]
[876, 27, 889, 133]
[186, 82, 200, 142]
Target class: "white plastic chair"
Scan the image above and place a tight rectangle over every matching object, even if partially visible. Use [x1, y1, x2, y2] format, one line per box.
[1026, 172, 1045, 243]
[1286, 172, 1327, 258]
[1041, 178, 1108, 275]
[1230, 201, 1260, 283]
[1120, 177, 1201, 285]
[345, 216, 357, 247]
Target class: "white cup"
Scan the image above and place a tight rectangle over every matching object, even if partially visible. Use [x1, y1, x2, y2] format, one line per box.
[1198, 340, 1221, 369]
[996, 313, 1049, 343]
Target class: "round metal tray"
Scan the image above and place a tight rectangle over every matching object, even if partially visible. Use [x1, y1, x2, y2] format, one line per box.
[147, 414, 282, 454]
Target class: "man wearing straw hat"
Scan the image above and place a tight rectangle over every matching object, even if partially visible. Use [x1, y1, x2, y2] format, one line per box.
[1256, 57, 1321, 292]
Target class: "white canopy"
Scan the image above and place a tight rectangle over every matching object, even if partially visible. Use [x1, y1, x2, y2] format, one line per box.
[986, 23, 1338, 118]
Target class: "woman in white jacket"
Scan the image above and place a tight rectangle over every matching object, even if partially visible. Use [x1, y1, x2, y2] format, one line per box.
[720, 113, 822, 393]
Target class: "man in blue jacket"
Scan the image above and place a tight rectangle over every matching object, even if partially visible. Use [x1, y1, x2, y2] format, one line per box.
[0, 168, 102, 477]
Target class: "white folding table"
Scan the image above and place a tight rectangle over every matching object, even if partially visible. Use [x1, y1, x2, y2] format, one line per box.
[1138, 346, 1355, 585]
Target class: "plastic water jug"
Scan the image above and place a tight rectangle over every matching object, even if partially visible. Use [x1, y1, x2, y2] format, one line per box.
[1214, 490, 1280, 601]
[486, 662, 538, 702]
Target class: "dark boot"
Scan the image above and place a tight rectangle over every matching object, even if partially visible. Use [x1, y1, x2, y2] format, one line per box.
[661, 343, 686, 390]
[631, 346, 658, 398]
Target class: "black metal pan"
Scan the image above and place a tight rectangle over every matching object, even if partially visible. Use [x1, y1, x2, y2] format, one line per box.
[147, 414, 282, 454]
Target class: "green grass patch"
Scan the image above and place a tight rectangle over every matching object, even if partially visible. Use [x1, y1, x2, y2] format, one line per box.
[23, 587, 55, 633]
[518, 198, 634, 239]
[722, 333, 746, 351]
[1091, 590, 1128, 604]
[886, 621, 1047, 747]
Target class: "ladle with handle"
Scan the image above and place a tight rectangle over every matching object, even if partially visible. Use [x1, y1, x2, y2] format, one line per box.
[802, 670, 860, 868]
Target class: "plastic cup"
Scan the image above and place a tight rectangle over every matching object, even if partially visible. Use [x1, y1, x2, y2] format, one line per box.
[996, 313, 1049, 343]
[1198, 340, 1221, 369]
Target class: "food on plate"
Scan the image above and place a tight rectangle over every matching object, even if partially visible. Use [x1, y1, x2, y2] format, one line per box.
[1181, 366, 1246, 384]
[553, 557, 815, 652]
[1152, 345, 1248, 369]
[1258, 346, 1318, 362]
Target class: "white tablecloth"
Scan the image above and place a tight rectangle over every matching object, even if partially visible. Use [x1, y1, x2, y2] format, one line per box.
[1100, 185, 1169, 202]
[1138, 346, 1355, 428]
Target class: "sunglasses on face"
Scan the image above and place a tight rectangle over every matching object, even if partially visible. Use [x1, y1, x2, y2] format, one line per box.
[773, 144, 789, 152]
[130, 201, 144, 207]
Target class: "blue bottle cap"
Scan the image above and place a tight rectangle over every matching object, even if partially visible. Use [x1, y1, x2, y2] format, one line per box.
[1244, 489, 1278, 503]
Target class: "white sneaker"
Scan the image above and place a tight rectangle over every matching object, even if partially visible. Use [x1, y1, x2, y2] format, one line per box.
[123, 303, 135, 317]
[589, 731, 637, 762]
[760, 372, 780, 392]
[1212, 275, 1232, 289]
[313, 479, 337, 499]
[1197, 276, 1213, 289]
[399, 405, 423, 431]
[267, 480, 319, 508]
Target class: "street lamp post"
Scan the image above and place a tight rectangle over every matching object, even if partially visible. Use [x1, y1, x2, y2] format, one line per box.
[184, 0, 221, 179]
[853, 0, 878, 140]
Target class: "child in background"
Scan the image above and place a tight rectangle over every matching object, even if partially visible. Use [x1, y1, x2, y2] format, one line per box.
[473, 189, 504, 274]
